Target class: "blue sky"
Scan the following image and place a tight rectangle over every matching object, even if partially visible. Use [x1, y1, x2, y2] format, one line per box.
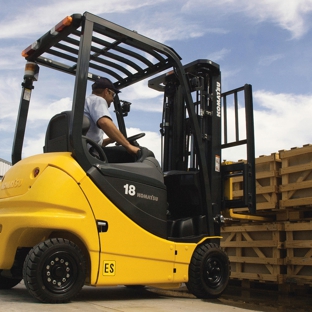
[1, 0, 312, 163]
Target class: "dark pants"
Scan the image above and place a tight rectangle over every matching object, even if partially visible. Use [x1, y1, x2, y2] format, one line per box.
[103, 146, 135, 163]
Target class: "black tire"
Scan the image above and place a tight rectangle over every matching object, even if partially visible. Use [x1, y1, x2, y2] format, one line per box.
[0, 271, 21, 289]
[23, 238, 86, 303]
[186, 243, 230, 299]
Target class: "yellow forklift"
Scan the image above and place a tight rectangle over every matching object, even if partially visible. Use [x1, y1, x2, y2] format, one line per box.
[0, 12, 256, 303]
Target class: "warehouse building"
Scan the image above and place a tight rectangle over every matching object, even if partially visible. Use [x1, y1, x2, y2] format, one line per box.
[0, 158, 11, 179]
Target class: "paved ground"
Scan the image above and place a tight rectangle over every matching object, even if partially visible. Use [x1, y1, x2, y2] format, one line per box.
[0, 282, 311, 312]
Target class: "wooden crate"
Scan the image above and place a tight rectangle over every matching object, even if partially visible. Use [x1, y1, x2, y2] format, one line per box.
[232, 153, 281, 213]
[276, 207, 312, 221]
[284, 221, 312, 285]
[221, 223, 285, 283]
[279, 144, 312, 209]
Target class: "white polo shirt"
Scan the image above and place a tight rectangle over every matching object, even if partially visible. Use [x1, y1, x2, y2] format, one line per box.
[84, 94, 112, 145]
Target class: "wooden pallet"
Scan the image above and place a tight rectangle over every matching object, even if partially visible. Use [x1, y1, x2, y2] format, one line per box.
[220, 223, 285, 283]
[276, 207, 312, 221]
[232, 153, 281, 213]
[279, 145, 312, 209]
[284, 221, 312, 285]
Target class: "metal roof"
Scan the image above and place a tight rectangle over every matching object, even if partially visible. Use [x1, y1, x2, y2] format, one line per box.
[24, 12, 181, 90]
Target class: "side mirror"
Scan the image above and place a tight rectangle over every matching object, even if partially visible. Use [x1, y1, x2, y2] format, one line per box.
[121, 101, 131, 116]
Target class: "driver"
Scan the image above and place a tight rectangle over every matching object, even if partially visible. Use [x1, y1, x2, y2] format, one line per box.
[84, 78, 140, 162]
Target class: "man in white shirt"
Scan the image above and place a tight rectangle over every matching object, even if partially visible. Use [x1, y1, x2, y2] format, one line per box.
[84, 78, 140, 162]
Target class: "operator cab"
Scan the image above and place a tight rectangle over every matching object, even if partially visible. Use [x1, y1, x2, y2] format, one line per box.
[44, 108, 168, 238]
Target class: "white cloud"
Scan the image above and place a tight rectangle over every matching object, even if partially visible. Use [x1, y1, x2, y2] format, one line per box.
[22, 133, 46, 159]
[120, 81, 163, 113]
[2, 0, 311, 51]
[133, 20, 227, 44]
[122, 80, 161, 100]
[128, 13, 209, 44]
[182, 0, 312, 39]
[253, 90, 312, 156]
[0, 76, 22, 125]
[221, 90, 312, 162]
[0, 47, 25, 69]
[26, 97, 72, 126]
[258, 54, 284, 66]
[0, 1, 161, 39]
[244, 0, 312, 39]
[125, 128, 161, 162]
[207, 48, 231, 62]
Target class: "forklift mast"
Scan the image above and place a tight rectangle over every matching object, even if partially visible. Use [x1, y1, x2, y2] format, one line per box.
[149, 60, 256, 235]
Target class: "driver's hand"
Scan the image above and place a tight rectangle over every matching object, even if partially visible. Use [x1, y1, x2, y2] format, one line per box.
[126, 145, 140, 155]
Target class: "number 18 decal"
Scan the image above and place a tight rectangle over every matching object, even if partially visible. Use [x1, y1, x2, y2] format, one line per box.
[124, 184, 136, 196]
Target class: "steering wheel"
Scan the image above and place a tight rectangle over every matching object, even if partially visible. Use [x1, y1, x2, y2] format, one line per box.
[126, 133, 145, 144]
[116, 133, 145, 146]
[86, 138, 107, 162]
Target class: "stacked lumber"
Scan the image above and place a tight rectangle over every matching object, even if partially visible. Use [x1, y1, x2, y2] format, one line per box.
[284, 221, 312, 285]
[232, 153, 281, 214]
[221, 223, 285, 283]
[221, 144, 312, 290]
[277, 144, 312, 221]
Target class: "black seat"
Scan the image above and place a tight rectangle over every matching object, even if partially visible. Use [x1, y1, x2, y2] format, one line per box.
[44, 111, 90, 153]
[44, 111, 108, 164]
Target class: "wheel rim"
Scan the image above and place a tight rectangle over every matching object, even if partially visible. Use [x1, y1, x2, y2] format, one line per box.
[203, 255, 223, 289]
[42, 251, 78, 294]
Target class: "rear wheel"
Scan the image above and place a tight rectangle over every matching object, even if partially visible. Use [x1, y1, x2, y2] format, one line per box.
[186, 243, 230, 299]
[23, 238, 86, 303]
[0, 271, 21, 289]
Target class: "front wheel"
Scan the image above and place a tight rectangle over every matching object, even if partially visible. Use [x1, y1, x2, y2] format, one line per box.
[186, 243, 230, 299]
[23, 238, 86, 303]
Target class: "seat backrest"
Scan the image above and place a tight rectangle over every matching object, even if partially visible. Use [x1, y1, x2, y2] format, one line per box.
[44, 111, 90, 153]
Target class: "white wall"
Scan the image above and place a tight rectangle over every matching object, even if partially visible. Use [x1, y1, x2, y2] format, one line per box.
[0, 158, 11, 178]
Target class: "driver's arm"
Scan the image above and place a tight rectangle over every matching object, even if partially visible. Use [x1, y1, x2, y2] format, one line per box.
[98, 116, 140, 155]
[102, 137, 115, 147]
